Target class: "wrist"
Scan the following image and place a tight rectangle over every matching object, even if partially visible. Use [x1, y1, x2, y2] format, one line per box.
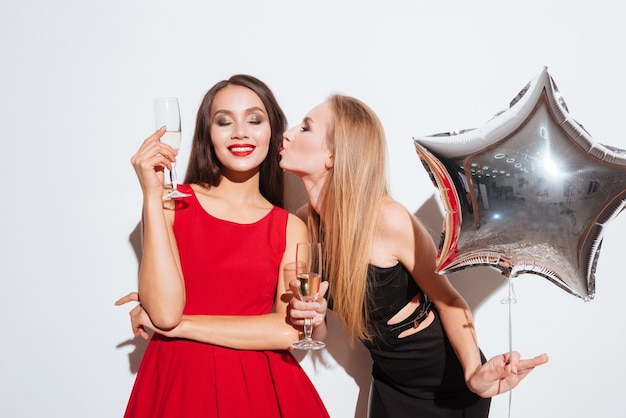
[465, 364, 481, 389]
[143, 188, 165, 202]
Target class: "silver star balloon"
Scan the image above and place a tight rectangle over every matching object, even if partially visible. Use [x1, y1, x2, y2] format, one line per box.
[414, 67, 626, 300]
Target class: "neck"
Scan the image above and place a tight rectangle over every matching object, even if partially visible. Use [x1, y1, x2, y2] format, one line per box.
[214, 170, 265, 205]
[299, 174, 327, 217]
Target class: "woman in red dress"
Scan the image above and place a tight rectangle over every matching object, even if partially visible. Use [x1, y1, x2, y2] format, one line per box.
[116, 75, 329, 418]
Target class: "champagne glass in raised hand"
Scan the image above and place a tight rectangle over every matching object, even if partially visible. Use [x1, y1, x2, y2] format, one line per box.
[154, 97, 191, 199]
[291, 242, 326, 351]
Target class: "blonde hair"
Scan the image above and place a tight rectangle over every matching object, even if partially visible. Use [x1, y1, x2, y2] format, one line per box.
[309, 94, 388, 342]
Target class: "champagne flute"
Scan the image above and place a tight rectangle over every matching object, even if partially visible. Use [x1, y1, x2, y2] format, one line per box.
[291, 242, 326, 350]
[154, 97, 191, 199]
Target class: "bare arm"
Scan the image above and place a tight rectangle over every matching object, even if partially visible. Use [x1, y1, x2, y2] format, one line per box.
[131, 129, 186, 330]
[387, 203, 484, 381]
[385, 200, 548, 397]
[118, 213, 311, 350]
[172, 213, 309, 349]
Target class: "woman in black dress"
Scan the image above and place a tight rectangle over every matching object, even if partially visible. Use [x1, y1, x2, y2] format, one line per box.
[281, 94, 549, 417]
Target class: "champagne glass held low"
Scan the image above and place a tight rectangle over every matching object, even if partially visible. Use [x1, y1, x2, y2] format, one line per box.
[291, 242, 326, 350]
[154, 97, 191, 199]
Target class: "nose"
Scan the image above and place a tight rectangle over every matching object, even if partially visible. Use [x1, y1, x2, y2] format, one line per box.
[282, 125, 297, 143]
[232, 121, 248, 139]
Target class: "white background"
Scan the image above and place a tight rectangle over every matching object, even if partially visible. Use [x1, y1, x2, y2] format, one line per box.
[1, 1, 625, 417]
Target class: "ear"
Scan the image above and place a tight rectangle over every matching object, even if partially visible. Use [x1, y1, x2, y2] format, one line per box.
[325, 154, 334, 169]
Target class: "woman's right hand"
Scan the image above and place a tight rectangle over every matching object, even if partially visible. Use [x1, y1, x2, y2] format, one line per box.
[130, 127, 178, 198]
[467, 351, 549, 398]
[288, 280, 329, 343]
[288, 280, 328, 327]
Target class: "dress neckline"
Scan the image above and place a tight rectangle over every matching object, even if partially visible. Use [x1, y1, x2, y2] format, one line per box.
[186, 184, 276, 226]
[369, 262, 402, 271]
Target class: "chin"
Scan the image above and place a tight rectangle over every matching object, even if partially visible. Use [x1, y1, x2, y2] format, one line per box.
[278, 159, 290, 171]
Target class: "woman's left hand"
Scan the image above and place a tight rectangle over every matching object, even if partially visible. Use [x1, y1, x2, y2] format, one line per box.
[115, 292, 157, 340]
[467, 351, 549, 398]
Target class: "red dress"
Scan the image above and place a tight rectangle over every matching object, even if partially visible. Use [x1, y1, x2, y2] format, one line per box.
[124, 184, 329, 418]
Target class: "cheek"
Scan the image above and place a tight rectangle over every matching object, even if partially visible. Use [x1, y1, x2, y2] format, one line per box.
[288, 143, 326, 169]
[292, 138, 314, 154]
[300, 141, 327, 160]
[254, 125, 272, 146]
[210, 127, 229, 144]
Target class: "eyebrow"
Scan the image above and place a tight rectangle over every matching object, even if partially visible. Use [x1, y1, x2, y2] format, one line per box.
[213, 106, 267, 116]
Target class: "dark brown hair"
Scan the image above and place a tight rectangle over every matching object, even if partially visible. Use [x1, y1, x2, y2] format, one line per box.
[184, 74, 286, 208]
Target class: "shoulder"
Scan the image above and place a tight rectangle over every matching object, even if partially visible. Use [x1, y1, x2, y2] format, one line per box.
[379, 197, 432, 237]
[283, 212, 308, 260]
[378, 196, 414, 235]
[377, 196, 435, 258]
[270, 205, 302, 224]
[286, 211, 308, 238]
[273, 206, 307, 238]
[369, 197, 413, 266]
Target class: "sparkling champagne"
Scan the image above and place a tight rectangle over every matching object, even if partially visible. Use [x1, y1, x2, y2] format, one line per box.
[160, 131, 181, 149]
[297, 273, 321, 301]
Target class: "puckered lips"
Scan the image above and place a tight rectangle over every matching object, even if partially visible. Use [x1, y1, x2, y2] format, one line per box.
[228, 144, 255, 157]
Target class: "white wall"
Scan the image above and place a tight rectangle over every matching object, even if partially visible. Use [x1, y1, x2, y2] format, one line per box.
[1, 1, 625, 417]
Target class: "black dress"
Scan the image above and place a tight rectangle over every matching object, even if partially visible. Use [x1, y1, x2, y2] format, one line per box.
[362, 263, 491, 418]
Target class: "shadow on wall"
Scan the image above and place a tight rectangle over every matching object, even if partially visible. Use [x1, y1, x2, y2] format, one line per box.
[291, 312, 373, 418]
[415, 194, 507, 313]
[116, 222, 149, 374]
[284, 171, 309, 212]
[117, 333, 151, 375]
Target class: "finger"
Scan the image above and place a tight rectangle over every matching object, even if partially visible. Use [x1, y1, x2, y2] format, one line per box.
[136, 142, 177, 167]
[518, 353, 550, 371]
[291, 298, 321, 312]
[505, 351, 521, 374]
[288, 279, 301, 296]
[316, 296, 327, 312]
[482, 354, 511, 379]
[319, 281, 329, 297]
[289, 305, 305, 319]
[312, 311, 326, 326]
[129, 305, 146, 325]
[532, 353, 549, 365]
[115, 292, 140, 306]
[149, 127, 179, 158]
[132, 129, 177, 166]
[289, 302, 317, 318]
[146, 126, 167, 144]
[134, 325, 150, 340]
[289, 307, 319, 327]
[132, 128, 167, 161]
